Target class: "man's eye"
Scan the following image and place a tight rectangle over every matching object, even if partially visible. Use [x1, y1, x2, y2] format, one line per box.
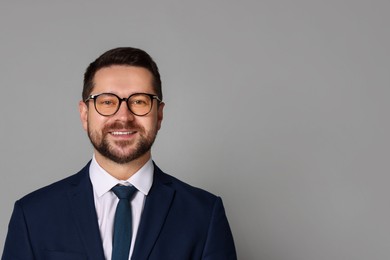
[132, 100, 146, 105]
[99, 100, 116, 106]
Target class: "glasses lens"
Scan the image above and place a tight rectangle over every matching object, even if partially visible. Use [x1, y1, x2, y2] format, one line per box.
[95, 94, 119, 116]
[128, 94, 152, 116]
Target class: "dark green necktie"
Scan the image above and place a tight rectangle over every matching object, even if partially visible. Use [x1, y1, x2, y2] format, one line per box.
[111, 185, 137, 260]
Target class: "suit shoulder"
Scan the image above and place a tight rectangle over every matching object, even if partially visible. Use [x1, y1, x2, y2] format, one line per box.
[154, 167, 220, 207]
[17, 163, 89, 206]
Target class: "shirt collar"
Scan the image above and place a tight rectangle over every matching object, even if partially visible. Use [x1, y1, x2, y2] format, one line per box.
[89, 155, 154, 197]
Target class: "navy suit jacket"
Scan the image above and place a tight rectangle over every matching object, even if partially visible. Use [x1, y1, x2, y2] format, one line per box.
[2, 162, 237, 260]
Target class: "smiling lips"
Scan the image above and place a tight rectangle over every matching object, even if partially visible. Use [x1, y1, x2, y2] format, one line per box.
[110, 131, 137, 136]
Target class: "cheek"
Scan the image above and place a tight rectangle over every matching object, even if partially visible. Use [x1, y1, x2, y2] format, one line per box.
[86, 113, 106, 132]
[139, 117, 158, 133]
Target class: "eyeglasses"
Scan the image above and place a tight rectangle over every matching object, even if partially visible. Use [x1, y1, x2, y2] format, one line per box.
[85, 92, 162, 116]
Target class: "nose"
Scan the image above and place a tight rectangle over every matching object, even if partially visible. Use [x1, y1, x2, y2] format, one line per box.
[114, 100, 135, 121]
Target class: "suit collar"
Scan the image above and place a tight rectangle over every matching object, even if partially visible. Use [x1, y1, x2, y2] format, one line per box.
[132, 164, 175, 259]
[67, 162, 106, 260]
[66, 162, 175, 260]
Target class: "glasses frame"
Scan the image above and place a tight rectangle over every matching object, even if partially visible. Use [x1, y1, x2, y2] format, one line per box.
[85, 92, 162, 117]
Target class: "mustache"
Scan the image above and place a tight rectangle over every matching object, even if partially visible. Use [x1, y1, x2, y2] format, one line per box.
[103, 121, 141, 132]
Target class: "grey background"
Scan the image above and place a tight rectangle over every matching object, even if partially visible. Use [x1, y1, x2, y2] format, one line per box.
[1, 1, 389, 259]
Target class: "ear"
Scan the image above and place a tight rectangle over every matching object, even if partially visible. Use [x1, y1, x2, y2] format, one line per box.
[156, 102, 165, 131]
[79, 100, 89, 131]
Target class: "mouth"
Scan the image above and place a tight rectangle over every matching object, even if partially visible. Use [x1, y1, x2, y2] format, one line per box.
[108, 130, 138, 139]
[110, 131, 137, 136]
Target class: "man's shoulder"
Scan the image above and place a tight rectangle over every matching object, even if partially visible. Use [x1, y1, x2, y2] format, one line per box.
[17, 162, 91, 207]
[152, 165, 228, 228]
[153, 164, 219, 205]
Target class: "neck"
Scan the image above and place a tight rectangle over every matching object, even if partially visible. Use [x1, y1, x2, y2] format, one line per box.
[94, 151, 151, 180]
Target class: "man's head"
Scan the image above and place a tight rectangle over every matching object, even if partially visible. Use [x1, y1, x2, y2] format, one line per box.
[83, 47, 162, 102]
[79, 47, 164, 167]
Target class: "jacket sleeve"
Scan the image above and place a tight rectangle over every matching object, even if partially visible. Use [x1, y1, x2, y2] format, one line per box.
[2, 201, 35, 260]
[202, 197, 237, 260]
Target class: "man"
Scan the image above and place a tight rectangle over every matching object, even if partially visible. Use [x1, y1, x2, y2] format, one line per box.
[2, 47, 237, 260]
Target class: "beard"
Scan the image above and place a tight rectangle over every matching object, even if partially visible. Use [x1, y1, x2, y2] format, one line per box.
[87, 120, 157, 164]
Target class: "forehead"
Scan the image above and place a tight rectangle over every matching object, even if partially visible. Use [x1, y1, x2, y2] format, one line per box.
[92, 65, 154, 94]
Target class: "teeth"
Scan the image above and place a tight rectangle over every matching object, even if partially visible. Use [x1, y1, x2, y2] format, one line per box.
[111, 131, 135, 135]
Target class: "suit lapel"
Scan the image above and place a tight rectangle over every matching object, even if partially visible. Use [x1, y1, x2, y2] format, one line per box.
[132, 166, 175, 259]
[67, 163, 106, 260]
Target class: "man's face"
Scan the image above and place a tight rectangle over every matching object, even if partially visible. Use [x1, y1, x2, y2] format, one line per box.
[79, 65, 164, 164]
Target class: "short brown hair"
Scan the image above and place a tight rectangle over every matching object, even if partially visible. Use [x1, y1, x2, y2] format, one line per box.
[83, 47, 162, 101]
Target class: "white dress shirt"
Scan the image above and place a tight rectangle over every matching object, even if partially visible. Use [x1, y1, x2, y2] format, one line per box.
[89, 155, 154, 260]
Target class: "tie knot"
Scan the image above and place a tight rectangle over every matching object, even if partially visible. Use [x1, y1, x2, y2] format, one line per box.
[111, 185, 137, 200]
